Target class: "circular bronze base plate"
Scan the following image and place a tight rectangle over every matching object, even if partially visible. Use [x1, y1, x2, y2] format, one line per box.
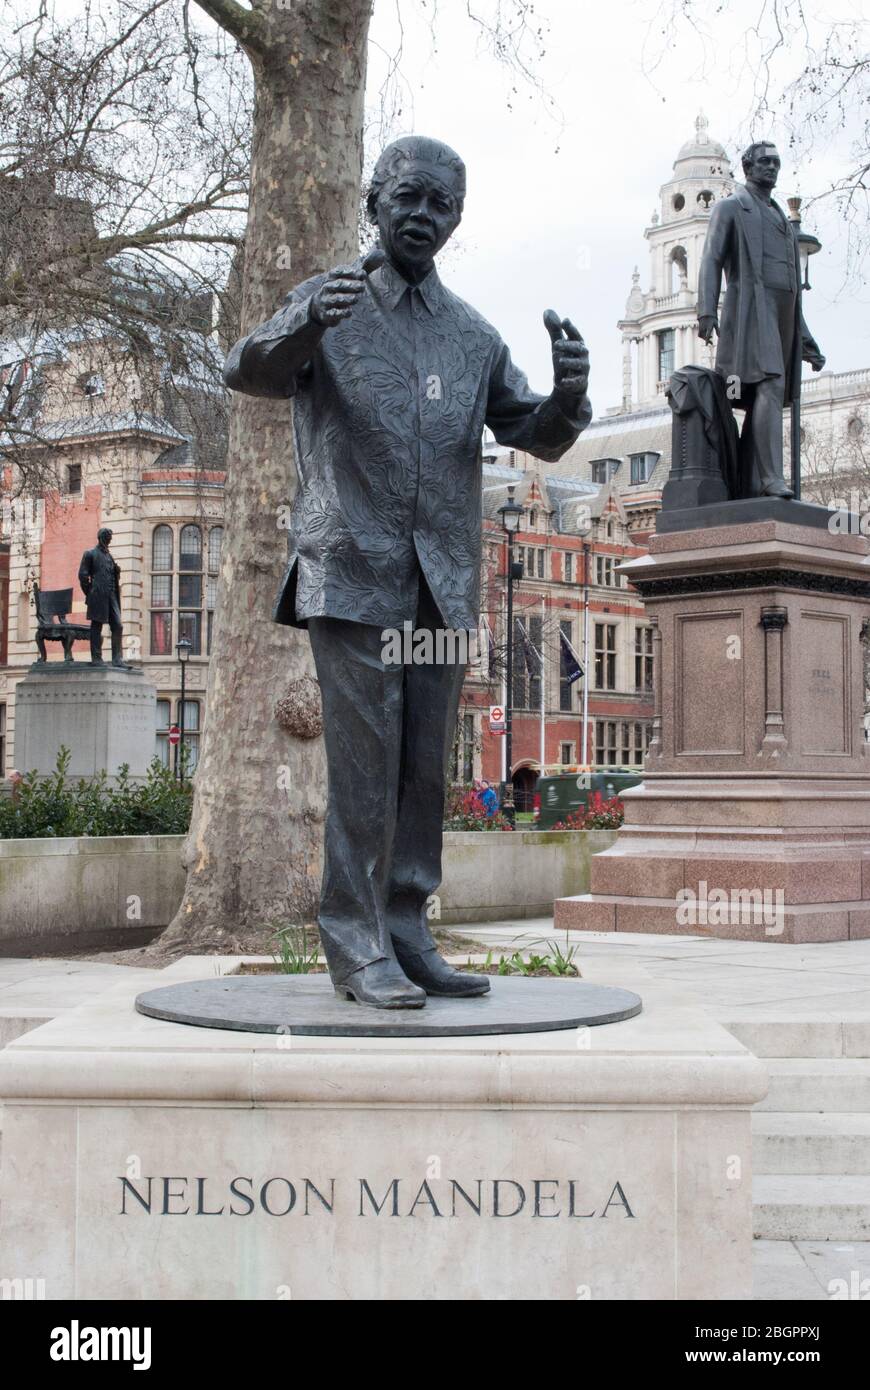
[135, 974, 642, 1038]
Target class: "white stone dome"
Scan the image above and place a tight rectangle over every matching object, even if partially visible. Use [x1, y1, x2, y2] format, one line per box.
[672, 113, 731, 176]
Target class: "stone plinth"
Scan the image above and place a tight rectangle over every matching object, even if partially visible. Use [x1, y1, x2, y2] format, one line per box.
[438, 828, 617, 923]
[14, 664, 157, 780]
[0, 835, 184, 956]
[556, 516, 870, 943]
[0, 955, 765, 1301]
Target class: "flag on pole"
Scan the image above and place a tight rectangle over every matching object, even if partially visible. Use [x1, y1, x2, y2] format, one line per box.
[559, 628, 583, 685]
[515, 618, 541, 675]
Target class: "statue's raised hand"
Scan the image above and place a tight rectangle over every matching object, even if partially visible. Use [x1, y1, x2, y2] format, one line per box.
[309, 264, 367, 327]
[544, 310, 589, 403]
[309, 246, 384, 328]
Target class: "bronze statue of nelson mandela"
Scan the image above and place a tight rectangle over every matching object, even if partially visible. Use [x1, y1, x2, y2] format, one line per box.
[224, 136, 592, 1009]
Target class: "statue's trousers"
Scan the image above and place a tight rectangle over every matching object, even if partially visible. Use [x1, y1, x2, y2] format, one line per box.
[307, 573, 466, 986]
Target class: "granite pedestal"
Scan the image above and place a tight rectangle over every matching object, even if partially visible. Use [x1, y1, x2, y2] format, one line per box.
[557, 515, 870, 943]
[0, 955, 765, 1300]
[14, 664, 157, 780]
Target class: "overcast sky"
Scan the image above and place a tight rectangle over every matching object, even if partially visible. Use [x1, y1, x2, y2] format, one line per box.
[40, 0, 870, 413]
[366, 0, 870, 413]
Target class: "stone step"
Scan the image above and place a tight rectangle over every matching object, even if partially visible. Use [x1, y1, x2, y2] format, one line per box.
[722, 1015, 870, 1059]
[753, 1112, 870, 1175]
[556, 891, 870, 943]
[757, 1059, 870, 1112]
[753, 1175, 870, 1241]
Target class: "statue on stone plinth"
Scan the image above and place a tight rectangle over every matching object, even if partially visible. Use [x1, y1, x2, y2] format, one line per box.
[78, 527, 128, 667]
[224, 135, 592, 1009]
[696, 140, 825, 498]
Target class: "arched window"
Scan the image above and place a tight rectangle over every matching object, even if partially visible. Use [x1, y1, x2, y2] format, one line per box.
[179, 699, 201, 771]
[152, 525, 173, 571]
[670, 246, 687, 294]
[529, 509, 538, 531]
[155, 699, 171, 767]
[208, 526, 223, 574]
[178, 526, 203, 653]
[657, 328, 676, 383]
[179, 524, 202, 571]
[150, 527, 174, 655]
[206, 527, 224, 654]
[150, 523, 206, 656]
[156, 698, 201, 772]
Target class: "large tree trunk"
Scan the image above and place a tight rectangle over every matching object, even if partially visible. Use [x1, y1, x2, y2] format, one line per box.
[159, 0, 372, 953]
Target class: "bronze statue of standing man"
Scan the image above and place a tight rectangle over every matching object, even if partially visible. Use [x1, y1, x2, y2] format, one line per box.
[79, 527, 126, 667]
[697, 141, 825, 497]
[225, 136, 591, 1009]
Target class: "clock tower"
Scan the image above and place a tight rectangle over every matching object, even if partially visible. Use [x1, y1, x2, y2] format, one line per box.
[618, 114, 734, 411]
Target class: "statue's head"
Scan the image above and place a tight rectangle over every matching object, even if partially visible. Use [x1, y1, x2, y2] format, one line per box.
[741, 141, 780, 189]
[97, 527, 113, 546]
[367, 136, 465, 276]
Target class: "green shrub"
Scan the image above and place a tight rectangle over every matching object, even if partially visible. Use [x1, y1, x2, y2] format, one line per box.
[0, 747, 193, 839]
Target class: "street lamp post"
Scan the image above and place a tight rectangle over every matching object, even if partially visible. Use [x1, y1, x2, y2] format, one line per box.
[175, 637, 192, 783]
[786, 197, 822, 502]
[581, 540, 590, 766]
[498, 484, 523, 825]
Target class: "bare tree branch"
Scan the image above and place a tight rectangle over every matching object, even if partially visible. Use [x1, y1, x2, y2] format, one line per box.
[191, 0, 270, 64]
[0, 0, 250, 495]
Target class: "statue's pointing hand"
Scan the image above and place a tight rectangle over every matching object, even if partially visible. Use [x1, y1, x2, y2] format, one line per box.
[545, 310, 589, 402]
[309, 246, 385, 327]
[310, 264, 367, 326]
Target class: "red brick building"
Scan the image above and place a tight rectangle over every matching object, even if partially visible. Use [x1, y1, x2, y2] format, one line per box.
[451, 448, 655, 807]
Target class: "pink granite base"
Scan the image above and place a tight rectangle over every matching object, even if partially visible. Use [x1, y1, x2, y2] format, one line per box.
[556, 892, 854, 944]
[554, 794, 870, 944]
[560, 518, 870, 944]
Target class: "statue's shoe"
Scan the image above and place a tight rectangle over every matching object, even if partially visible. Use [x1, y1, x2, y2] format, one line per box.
[334, 956, 426, 1009]
[761, 481, 794, 499]
[392, 941, 491, 997]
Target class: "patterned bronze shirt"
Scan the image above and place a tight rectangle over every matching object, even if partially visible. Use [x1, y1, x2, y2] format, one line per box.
[224, 259, 591, 631]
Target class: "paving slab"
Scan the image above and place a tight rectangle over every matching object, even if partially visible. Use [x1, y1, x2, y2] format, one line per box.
[752, 1239, 870, 1300]
[752, 1240, 826, 1301]
[793, 1240, 870, 1297]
